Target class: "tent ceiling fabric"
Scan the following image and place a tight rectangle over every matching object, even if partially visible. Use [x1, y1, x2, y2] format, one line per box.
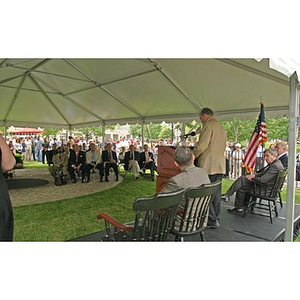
[0, 58, 291, 128]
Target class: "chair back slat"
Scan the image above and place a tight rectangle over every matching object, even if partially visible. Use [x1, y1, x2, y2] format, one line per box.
[131, 188, 185, 241]
[174, 181, 221, 234]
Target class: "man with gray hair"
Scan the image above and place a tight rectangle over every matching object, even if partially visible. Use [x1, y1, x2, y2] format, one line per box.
[275, 141, 288, 169]
[161, 146, 210, 206]
[222, 148, 284, 213]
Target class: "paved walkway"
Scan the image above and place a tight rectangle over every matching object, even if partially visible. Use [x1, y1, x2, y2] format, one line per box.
[8, 168, 122, 207]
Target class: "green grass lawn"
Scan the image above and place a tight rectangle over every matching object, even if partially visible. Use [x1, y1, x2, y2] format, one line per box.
[12, 167, 300, 241]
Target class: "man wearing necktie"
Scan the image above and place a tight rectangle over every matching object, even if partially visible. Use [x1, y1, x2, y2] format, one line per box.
[85, 143, 104, 182]
[124, 144, 143, 180]
[101, 143, 119, 182]
[68, 143, 86, 183]
[139, 144, 157, 181]
[221, 148, 284, 213]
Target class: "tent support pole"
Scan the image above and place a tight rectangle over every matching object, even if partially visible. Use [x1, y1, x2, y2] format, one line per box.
[141, 120, 145, 148]
[180, 123, 185, 146]
[4, 122, 7, 140]
[284, 72, 299, 241]
[68, 126, 72, 139]
[102, 123, 106, 146]
[171, 123, 174, 145]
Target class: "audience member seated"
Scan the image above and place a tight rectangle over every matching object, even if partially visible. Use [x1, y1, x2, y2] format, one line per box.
[118, 146, 126, 164]
[68, 143, 86, 183]
[139, 144, 157, 181]
[275, 141, 288, 169]
[85, 142, 104, 182]
[160, 146, 211, 227]
[101, 143, 119, 182]
[47, 143, 58, 165]
[48, 146, 68, 185]
[124, 144, 143, 180]
[221, 148, 284, 213]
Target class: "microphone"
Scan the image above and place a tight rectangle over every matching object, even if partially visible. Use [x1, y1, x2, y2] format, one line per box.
[184, 131, 196, 138]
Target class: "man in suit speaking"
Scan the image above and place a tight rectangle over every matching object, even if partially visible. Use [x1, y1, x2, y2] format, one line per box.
[193, 107, 227, 228]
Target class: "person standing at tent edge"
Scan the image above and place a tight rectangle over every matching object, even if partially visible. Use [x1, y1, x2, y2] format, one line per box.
[193, 107, 227, 229]
[0, 133, 16, 241]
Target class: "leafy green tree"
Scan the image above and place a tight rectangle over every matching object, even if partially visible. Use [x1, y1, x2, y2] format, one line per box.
[76, 125, 116, 141]
[266, 116, 289, 140]
[43, 128, 61, 138]
[129, 124, 142, 139]
[159, 125, 172, 139]
[145, 123, 162, 140]
[221, 118, 256, 143]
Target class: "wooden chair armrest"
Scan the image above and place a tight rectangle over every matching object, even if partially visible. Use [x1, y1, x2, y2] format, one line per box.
[97, 213, 134, 232]
[177, 208, 184, 215]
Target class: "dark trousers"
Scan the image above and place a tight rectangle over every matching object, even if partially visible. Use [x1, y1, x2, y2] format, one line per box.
[86, 163, 104, 179]
[208, 174, 223, 223]
[104, 162, 118, 179]
[226, 176, 253, 208]
[68, 164, 86, 181]
[142, 161, 156, 177]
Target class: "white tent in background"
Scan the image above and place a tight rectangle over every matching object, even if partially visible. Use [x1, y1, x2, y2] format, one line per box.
[0, 58, 298, 241]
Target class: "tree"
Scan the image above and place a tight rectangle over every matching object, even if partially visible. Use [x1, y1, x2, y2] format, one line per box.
[221, 118, 256, 143]
[76, 125, 116, 141]
[43, 128, 61, 138]
[129, 124, 142, 139]
[145, 123, 162, 140]
[159, 125, 172, 139]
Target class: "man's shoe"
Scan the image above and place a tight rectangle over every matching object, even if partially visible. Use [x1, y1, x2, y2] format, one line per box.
[206, 220, 220, 229]
[72, 179, 77, 184]
[221, 194, 230, 202]
[227, 207, 244, 214]
[116, 177, 119, 182]
[87, 179, 91, 183]
[135, 177, 139, 180]
[105, 178, 109, 182]
[100, 177, 103, 182]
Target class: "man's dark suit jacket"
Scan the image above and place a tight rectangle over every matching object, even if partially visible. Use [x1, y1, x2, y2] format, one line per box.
[102, 150, 118, 163]
[278, 153, 288, 169]
[124, 150, 140, 171]
[139, 151, 155, 169]
[68, 149, 86, 167]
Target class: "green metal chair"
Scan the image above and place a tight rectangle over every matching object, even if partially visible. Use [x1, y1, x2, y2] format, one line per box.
[244, 170, 288, 223]
[170, 181, 222, 242]
[97, 189, 184, 241]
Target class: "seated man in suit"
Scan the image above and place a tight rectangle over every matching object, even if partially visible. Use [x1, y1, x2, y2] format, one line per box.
[222, 148, 284, 213]
[68, 143, 86, 183]
[85, 142, 104, 182]
[102, 143, 119, 182]
[275, 141, 288, 169]
[47, 143, 58, 165]
[139, 144, 157, 181]
[160, 146, 211, 227]
[124, 144, 143, 180]
[161, 146, 210, 203]
[48, 146, 68, 185]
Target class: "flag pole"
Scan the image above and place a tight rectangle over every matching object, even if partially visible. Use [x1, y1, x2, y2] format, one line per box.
[260, 98, 266, 169]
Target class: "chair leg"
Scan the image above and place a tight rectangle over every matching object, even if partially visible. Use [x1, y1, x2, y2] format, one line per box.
[268, 201, 273, 224]
[200, 231, 206, 242]
[278, 192, 283, 207]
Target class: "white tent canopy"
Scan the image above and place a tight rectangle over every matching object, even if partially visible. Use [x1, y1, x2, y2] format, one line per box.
[0, 58, 291, 128]
[0, 57, 299, 242]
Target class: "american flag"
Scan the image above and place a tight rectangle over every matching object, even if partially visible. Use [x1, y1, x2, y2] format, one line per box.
[243, 103, 267, 173]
